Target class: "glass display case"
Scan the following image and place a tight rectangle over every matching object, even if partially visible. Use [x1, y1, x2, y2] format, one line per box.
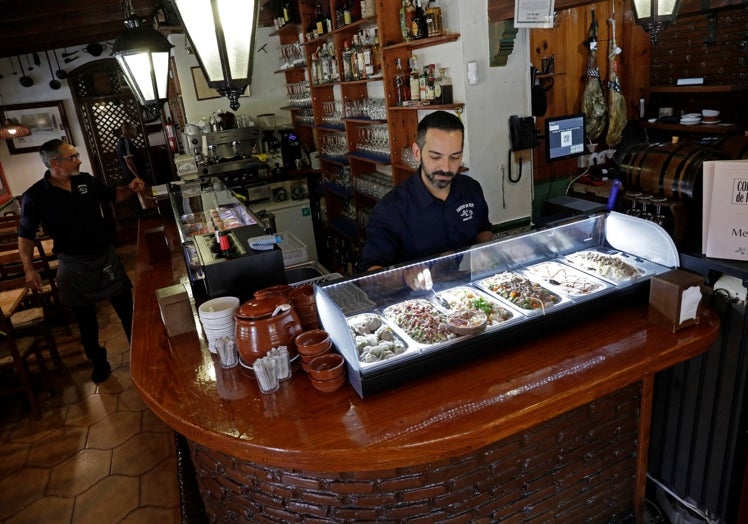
[315, 212, 680, 397]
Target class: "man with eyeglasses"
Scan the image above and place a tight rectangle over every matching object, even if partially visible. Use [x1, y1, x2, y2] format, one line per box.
[18, 139, 145, 383]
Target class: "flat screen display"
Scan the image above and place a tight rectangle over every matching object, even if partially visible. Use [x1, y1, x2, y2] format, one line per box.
[545, 114, 586, 162]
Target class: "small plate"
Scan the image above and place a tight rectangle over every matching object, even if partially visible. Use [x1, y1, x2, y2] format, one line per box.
[447, 309, 488, 336]
[701, 119, 721, 125]
[680, 119, 701, 126]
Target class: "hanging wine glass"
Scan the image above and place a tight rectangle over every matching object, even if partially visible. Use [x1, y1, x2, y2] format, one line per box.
[625, 192, 642, 216]
[638, 194, 653, 221]
[652, 197, 670, 231]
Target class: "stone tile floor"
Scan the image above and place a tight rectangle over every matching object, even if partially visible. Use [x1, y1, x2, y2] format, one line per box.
[0, 244, 181, 523]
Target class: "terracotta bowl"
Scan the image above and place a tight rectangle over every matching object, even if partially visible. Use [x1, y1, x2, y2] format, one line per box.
[294, 329, 331, 356]
[254, 284, 293, 300]
[309, 373, 346, 393]
[308, 353, 345, 382]
[289, 284, 316, 306]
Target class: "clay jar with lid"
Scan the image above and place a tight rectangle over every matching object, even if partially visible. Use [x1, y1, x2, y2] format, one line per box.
[234, 296, 302, 368]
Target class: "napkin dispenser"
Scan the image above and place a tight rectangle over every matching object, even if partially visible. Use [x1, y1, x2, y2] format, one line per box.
[156, 284, 196, 337]
[648, 270, 704, 332]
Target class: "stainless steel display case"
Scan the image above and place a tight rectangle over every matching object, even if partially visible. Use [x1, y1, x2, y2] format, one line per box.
[314, 212, 680, 397]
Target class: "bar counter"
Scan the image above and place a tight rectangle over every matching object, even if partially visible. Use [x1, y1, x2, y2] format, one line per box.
[131, 217, 721, 522]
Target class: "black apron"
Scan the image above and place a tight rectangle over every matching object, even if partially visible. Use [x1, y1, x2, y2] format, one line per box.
[56, 246, 132, 307]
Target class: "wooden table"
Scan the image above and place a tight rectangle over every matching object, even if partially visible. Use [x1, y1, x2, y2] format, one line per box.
[130, 216, 721, 523]
[0, 287, 29, 317]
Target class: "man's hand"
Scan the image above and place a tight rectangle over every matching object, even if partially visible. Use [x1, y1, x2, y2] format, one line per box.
[129, 177, 146, 193]
[25, 269, 43, 293]
[402, 266, 433, 290]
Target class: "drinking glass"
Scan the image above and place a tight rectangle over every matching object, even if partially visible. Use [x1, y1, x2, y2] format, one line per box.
[625, 192, 642, 217]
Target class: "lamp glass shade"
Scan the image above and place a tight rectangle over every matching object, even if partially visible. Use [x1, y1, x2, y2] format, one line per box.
[112, 19, 173, 110]
[0, 119, 32, 140]
[173, 0, 259, 109]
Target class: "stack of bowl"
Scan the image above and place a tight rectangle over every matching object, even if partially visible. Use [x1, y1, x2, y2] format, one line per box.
[289, 284, 320, 330]
[295, 329, 332, 372]
[680, 113, 702, 126]
[198, 296, 240, 354]
[308, 353, 346, 393]
[701, 109, 721, 125]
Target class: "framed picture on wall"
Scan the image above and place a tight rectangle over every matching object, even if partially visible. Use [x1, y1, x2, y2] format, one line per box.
[191, 66, 222, 101]
[0, 163, 11, 205]
[1, 101, 73, 155]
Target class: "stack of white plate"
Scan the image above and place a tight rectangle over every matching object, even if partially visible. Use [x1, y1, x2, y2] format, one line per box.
[680, 113, 702, 125]
[198, 296, 241, 354]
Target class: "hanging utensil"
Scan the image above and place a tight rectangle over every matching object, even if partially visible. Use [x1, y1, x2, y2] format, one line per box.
[52, 50, 67, 79]
[64, 55, 79, 64]
[23, 54, 33, 71]
[45, 51, 61, 90]
[9, 57, 18, 75]
[32, 51, 41, 67]
[17, 56, 33, 87]
[61, 48, 79, 58]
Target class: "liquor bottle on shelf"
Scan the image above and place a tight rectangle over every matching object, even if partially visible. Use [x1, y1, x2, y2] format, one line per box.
[342, 41, 353, 82]
[394, 58, 410, 105]
[409, 55, 421, 101]
[282, 2, 294, 24]
[436, 67, 453, 104]
[363, 30, 374, 78]
[411, 0, 428, 40]
[335, 0, 344, 27]
[354, 34, 367, 80]
[315, 3, 325, 36]
[330, 42, 340, 82]
[400, 0, 411, 41]
[419, 66, 428, 101]
[310, 52, 319, 85]
[425, 64, 436, 101]
[320, 44, 332, 83]
[425, 1, 443, 37]
[371, 28, 381, 76]
[344, 0, 352, 25]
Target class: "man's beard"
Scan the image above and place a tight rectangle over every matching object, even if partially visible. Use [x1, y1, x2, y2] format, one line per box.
[422, 164, 456, 190]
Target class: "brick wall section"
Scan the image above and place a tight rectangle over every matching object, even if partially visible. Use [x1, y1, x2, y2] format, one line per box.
[190, 383, 640, 522]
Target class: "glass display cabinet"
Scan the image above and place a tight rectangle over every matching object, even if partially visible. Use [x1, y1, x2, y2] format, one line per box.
[315, 212, 680, 397]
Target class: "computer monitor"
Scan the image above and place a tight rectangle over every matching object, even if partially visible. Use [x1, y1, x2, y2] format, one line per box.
[545, 114, 586, 162]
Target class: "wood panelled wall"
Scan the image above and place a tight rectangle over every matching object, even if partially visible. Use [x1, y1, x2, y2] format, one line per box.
[487, 0, 748, 182]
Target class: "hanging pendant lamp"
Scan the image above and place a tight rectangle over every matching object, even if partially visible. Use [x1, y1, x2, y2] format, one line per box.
[171, 0, 260, 110]
[112, 0, 173, 114]
[632, 0, 681, 44]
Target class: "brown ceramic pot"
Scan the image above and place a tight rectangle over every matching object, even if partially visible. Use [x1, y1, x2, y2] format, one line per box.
[234, 296, 302, 367]
[295, 329, 331, 357]
[308, 353, 345, 382]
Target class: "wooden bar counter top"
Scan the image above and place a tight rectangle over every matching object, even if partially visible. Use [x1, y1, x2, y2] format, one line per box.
[131, 217, 720, 522]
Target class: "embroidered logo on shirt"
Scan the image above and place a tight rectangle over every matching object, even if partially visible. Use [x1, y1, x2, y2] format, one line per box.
[456, 202, 475, 222]
[103, 264, 115, 281]
[78, 184, 89, 196]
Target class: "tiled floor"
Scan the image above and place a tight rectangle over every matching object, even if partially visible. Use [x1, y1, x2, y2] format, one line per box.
[0, 243, 181, 524]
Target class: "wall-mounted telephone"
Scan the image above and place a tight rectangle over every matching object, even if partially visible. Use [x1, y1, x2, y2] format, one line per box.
[509, 115, 537, 151]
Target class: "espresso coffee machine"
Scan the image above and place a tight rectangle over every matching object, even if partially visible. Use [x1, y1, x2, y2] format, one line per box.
[195, 127, 264, 178]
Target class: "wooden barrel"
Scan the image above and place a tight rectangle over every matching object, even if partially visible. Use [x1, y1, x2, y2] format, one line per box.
[619, 141, 729, 201]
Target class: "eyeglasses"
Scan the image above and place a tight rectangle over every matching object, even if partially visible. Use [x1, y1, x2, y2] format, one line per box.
[58, 153, 80, 162]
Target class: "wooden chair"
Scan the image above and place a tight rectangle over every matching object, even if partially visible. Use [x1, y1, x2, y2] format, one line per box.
[0, 275, 65, 373]
[0, 297, 51, 419]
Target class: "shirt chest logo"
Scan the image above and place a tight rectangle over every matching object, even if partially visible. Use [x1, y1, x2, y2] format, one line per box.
[77, 184, 89, 196]
[456, 202, 474, 222]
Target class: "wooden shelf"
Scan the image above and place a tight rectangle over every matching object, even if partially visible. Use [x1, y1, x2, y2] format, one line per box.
[641, 121, 742, 134]
[275, 65, 306, 74]
[388, 103, 464, 111]
[343, 118, 387, 125]
[270, 23, 301, 38]
[301, 16, 378, 46]
[647, 84, 748, 94]
[381, 33, 460, 52]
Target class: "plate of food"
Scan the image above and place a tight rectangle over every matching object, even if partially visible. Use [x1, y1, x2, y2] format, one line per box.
[383, 299, 457, 345]
[565, 250, 645, 283]
[347, 313, 409, 364]
[478, 272, 562, 312]
[434, 286, 515, 327]
[525, 261, 608, 297]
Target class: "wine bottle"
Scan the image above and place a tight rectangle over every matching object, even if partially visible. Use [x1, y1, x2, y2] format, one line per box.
[437, 67, 452, 104]
[409, 55, 420, 101]
[315, 3, 325, 36]
[394, 58, 410, 105]
[342, 41, 353, 82]
[411, 0, 427, 40]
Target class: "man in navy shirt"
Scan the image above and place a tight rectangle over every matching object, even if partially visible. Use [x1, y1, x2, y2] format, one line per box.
[19, 139, 145, 383]
[359, 111, 492, 287]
